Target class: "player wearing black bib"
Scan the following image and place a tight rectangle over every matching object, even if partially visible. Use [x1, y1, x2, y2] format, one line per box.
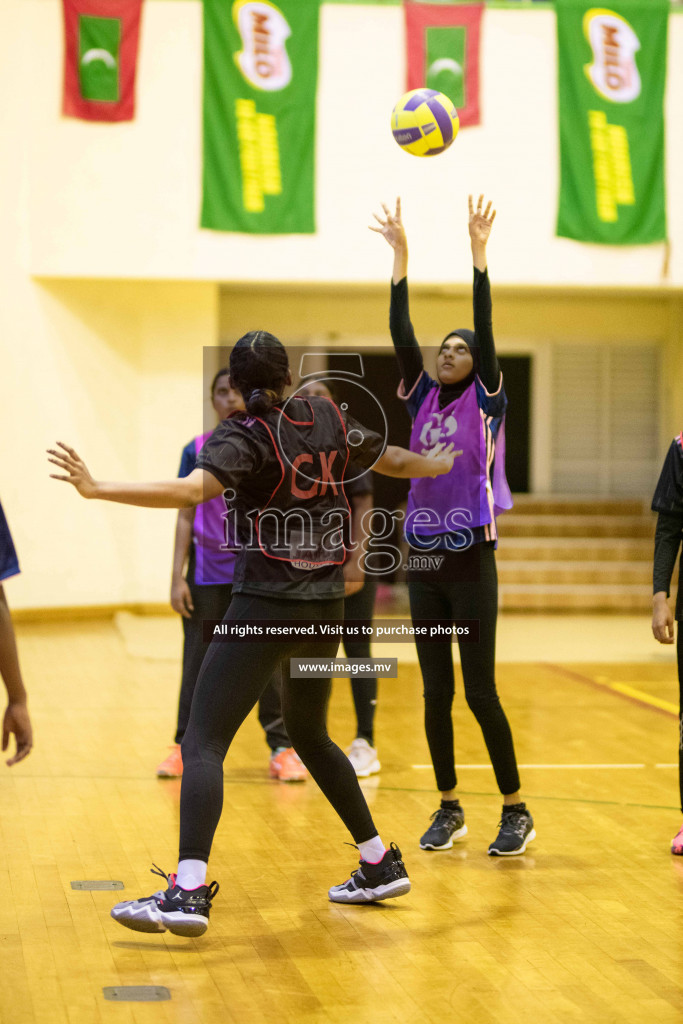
[49, 330, 456, 935]
[651, 432, 683, 855]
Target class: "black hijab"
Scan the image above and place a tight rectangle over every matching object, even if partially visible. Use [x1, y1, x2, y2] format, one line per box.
[437, 328, 478, 408]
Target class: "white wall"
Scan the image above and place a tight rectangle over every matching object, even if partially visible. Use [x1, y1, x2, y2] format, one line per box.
[24, 1, 683, 286]
[1, 1, 682, 610]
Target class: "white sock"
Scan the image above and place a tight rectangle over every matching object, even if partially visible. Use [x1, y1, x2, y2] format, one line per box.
[357, 835, 386, 864]
[176, 859, 207, 890]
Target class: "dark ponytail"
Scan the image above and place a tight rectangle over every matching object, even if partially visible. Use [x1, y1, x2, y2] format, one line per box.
[229, 330, 289, 416]
[246, 387, 278, 416]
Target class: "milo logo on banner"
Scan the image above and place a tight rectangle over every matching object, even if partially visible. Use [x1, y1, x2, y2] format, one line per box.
[583, 9, 641, 103]
[233, 0, 292, 92]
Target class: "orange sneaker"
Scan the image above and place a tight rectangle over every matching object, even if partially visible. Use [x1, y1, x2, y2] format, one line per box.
[269, 747, 308, 783]
[672, 822, 683, 855]
[156, 745, 183, 778]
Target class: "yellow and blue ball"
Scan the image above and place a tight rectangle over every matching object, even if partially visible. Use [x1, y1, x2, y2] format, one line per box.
[391, 88, 459, 157]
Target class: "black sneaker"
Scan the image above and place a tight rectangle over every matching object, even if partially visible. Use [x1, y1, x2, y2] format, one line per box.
[328, 843, 411, 904]
[488, 804, 535, 856]
[110, 864, 219, 937]
[419, 805, 468, 850]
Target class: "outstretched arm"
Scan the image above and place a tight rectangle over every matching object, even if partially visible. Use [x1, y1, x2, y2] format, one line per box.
[370, 198, 423, 389]
[48, 443, 224, 508]
[375, 442, 458, 479]
[468, 194, 499, 392]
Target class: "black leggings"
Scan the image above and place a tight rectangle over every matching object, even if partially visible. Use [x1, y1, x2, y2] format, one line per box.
[179, 593, 378, 862]
[342, 580, 378, 744]
[408, 542, 520, 796]
[175, 552, 289, 752]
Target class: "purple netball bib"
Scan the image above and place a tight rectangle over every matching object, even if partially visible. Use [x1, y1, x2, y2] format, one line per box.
[405, 380, 512, 538]
[193, 433, 237, 585]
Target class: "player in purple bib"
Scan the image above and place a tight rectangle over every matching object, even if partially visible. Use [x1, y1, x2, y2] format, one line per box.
[371, 194, 535, 856]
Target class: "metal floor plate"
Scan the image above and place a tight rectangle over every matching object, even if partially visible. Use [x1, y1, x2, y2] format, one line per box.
[103, 987, 171, 1002]
[71, 880, 124, 890]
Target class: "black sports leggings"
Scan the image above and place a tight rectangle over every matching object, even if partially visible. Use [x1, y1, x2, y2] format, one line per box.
[343, 579, 378, 744]
[408, 542, 520, 796]
[179, 593, 378, 862]
[175, 551, 289, 751]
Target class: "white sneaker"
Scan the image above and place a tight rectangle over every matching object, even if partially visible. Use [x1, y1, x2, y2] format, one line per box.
[348, 738, 381, 778]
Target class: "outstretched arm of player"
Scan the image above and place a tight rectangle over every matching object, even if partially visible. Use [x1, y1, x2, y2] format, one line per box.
[375, 441, 458, 479]
[370, 198, 423, 389]
[370, 198, 408, 284]
[468, 192, 495, 272]
[48, 442, 224, 508]
[469, 194, 500, 393]
[0, 585, 32, 766]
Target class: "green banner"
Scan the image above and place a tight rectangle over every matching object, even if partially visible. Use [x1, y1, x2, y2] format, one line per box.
[78, 16, 121, 102]
[556, 0, 668, 245]
[202, 0, 320, 234]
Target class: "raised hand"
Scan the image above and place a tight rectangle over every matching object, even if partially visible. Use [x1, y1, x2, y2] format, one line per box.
[47, 442, 99, 499]
[468, 193, 496, 249]
[369, 198, 407, 251]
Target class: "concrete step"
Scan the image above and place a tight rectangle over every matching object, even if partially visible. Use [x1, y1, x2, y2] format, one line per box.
[498, 514, 654, 539]
[498, 561, 651, 585]
[499, 583, 653, 612]
[510, 495, 648, 516]
[496, 537, 652, 562]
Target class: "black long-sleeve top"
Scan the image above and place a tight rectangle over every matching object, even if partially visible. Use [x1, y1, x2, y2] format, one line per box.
[389, 267, 500, 407]
[652, 436, 683, 619]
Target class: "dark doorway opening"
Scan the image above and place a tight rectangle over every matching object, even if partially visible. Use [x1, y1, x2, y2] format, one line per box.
[498, 355, 531, 493]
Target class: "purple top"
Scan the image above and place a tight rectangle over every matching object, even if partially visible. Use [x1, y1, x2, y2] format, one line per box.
[179, 432, 236, 586]
[401, 372, 512, 548]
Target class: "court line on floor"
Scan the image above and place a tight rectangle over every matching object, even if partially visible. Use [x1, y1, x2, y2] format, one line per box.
[542, 662, 678, 718]
[411, 763, 648, 769]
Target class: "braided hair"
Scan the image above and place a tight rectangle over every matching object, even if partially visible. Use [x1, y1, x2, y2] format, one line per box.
[229, 331, 289, 416]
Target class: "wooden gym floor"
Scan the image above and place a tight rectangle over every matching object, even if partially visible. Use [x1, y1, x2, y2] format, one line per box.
[1, 613, 682, 1024]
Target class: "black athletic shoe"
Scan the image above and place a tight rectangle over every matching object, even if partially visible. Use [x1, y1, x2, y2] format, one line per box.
[110, 864, 219, 937]
[488, 804, 535, 856]
[419, 805, 468, 850]
[328, 843, 411, 904]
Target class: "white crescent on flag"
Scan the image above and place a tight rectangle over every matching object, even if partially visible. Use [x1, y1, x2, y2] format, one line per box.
[81, 48, 117, 69]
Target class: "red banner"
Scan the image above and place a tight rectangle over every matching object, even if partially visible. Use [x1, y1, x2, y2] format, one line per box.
[62, 0, 143, 122]
[404, 2, 483, 129]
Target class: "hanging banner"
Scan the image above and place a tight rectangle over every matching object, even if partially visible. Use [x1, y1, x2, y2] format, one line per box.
[202, 0, 321, 235]
[404, 2, 483, 129]
[556, 0, 668, 244]
[61, 0, 144, 122]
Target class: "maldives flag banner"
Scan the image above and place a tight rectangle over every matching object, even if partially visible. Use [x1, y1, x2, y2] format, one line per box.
[61, 0, 144, 122]
[202, 0, 321, 234]
[404, 2, 484, 129]
[556, 0, 668, 245]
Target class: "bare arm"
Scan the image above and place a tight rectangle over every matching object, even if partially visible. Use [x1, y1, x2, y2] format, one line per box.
[48, 443, 224, 508]
[375, 443, 457, 479]
[0, 585, 32, 766]
[170, 508, 196, 618]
